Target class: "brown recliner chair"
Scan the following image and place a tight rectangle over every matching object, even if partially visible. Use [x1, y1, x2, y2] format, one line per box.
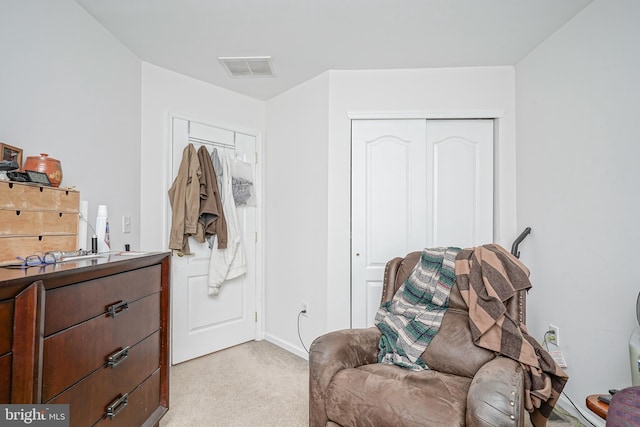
[309, 251, 528, 427]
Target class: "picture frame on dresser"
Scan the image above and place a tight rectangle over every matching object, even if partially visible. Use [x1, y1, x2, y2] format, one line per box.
[0, 143, 23, 169]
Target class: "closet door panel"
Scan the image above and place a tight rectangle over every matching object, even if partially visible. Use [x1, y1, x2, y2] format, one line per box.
[426, 119, 493, 248]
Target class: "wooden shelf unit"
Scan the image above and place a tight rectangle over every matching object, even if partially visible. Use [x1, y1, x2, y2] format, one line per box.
[0, 181, 79, 265]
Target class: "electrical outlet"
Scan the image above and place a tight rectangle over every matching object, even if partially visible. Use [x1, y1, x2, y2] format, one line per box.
[548, 324, 560, 346]
[301, 302, 309, 316]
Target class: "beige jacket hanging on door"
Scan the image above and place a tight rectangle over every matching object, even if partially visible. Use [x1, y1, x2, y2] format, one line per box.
[168, 143, 200, 255]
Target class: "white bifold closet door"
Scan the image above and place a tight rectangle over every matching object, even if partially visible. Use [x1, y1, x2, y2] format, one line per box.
[351, 119, 494, 328]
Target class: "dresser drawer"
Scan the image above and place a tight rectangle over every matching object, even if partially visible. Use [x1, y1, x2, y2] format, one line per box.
[93, 368, 161, 427]
[48, 331, 160, 427]
[0, 210, 77, 236]
[0, 352, 11, 403]
[42, 292, 160, 402]
[0, 299, 13, 355]
[0, 181, 79, 212]
[0, 210, 41, 235]
[0, 235, 78, 266]
[45, 265, 161, 335]
[40, 211, 78, 235]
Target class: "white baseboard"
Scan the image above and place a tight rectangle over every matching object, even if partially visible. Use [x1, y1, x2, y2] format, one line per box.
[264, 332, 310, 361]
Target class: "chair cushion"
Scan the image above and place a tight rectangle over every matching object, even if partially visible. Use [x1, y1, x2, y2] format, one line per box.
[388, 251, 495, 378]
[325, 363, 471, 427]
[421, 309, 496, 378]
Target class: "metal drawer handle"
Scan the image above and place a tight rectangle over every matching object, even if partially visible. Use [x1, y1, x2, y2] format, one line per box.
[107, 301, 129, 318]
[106, 393, 128, 419]
[108, 346, 130, 368]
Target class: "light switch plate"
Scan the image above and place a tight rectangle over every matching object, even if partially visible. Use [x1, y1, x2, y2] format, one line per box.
[122, 215, 131, 234]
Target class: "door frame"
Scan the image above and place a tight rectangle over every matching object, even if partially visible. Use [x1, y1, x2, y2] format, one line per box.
[164, 112, 265, 355]
[347, 110, 504, 328]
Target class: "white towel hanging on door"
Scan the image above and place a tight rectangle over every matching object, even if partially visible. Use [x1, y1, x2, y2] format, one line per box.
[208, 150, 246, 295]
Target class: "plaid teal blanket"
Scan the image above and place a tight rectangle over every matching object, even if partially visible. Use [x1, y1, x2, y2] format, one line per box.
[375, 247, 460, 370]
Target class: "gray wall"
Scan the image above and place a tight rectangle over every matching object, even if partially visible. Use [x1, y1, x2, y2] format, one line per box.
[515, 0, 640, 421]
[0, 0, 142, 252]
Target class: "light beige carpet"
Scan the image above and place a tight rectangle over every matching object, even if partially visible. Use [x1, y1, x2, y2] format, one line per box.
[160, 340, 581, 427]
[160, 340, 308, 427]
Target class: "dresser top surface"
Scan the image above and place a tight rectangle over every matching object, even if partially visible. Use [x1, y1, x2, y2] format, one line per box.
[0, 251, 170, 298]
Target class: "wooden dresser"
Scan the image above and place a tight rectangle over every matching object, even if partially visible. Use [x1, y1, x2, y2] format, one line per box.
[0, 252, 170, 427]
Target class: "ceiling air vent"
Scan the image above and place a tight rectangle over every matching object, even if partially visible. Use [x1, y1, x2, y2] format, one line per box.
[218, 56, 276, 78]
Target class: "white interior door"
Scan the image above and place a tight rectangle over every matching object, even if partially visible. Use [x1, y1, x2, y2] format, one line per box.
[170, 118, 257, 364]
[351, 118, 493, 328]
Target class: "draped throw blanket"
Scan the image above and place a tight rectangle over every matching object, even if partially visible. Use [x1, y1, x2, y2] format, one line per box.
[455, 244, 569, 427]
[375, 247, 460, 370]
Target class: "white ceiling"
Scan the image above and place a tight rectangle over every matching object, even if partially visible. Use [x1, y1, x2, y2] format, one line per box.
[75, 0, 593, 101]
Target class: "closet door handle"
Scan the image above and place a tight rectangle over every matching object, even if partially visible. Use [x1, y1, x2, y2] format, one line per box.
[106, 393, 128, 419]
[108, 346, 130, 368]
[107, 301, 129, 318]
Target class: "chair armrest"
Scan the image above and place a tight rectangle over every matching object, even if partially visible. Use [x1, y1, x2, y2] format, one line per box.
[309, 327, 381, 427]
[466, 356, 526, 427]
